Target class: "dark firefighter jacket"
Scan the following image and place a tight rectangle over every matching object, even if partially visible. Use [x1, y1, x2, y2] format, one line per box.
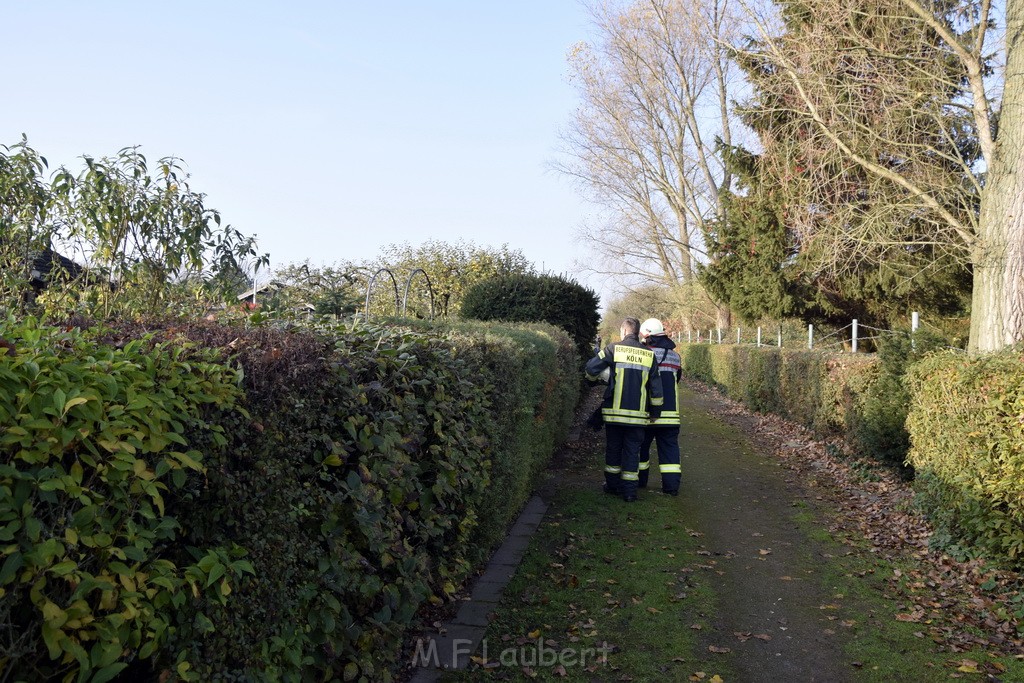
[644, 334, 681, 427]
[585, 334, 663, 426]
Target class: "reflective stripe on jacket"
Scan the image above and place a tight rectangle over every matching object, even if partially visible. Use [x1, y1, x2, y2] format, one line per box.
[585, 335, 663, 426]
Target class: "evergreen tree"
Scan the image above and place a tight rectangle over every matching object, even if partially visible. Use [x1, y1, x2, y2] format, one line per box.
[707, 0, 977, 327]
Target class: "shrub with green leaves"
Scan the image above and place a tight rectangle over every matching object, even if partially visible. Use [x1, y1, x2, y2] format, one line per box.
[0, 317, 251, 683]
[459, 273, 600, 367]
[906, 348, 1024, 567]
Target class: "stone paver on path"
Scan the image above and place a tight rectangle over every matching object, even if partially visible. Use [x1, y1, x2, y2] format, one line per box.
[408, 496, 549, 682]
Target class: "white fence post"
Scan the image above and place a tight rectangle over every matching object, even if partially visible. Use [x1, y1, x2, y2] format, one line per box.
[852, 319, 858, 353]
[777, 327, 782, 348]
[911, 311, 920, 350]
[717, 328, 722, 344]
[737, 327, 741, 344]
[808, 324, 814, 350]
[757, 327, 762, 347]
[688, 330, 692, 343]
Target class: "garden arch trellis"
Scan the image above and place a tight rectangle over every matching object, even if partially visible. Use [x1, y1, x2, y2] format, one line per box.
[401, 268, 435, 319]
[363, 267, 436, 320]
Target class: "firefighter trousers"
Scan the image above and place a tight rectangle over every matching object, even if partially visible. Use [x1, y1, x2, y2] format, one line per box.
[604, 424, 645, 499]
[638, 426, 681, 493]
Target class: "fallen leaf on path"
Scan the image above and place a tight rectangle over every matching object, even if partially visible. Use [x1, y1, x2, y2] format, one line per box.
[953, 659, 979, 673]
[754, 634, 772, 641]
[895, 610, 924, 623]
[708, 645, 731, 654]
[759, 549, 772, 555]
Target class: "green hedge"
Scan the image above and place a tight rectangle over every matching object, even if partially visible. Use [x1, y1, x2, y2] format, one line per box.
[680, 343, 878, 439]
[0, 316, 577, 682]
[397, 319, 577, 551]
[906, 348, 1024, 566]
[459, 273, 600, 368]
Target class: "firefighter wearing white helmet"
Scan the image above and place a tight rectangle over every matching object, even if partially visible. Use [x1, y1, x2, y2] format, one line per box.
[638, 317, 682, 495]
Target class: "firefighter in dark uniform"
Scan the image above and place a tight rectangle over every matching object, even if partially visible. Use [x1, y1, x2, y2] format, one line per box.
[585, 318, 664, 502]
[637, 318, 682, 495]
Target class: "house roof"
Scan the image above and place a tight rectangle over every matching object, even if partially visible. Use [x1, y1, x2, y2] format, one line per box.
[29, 247, 84, 288]
[236, 280, 285, 301]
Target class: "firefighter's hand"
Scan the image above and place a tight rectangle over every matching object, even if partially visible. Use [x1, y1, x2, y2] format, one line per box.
[648, 407, 662, 421]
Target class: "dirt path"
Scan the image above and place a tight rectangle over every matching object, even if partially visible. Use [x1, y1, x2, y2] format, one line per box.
[438, 382, 1023, 682]
[676, 386, 853, 682]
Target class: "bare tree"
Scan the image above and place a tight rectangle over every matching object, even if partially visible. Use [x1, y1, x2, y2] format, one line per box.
[737, 0, 1022, 352]
[555, 0, 745, 326]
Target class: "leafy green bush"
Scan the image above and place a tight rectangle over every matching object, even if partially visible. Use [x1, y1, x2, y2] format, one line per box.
[778, 350, 825, 428]
[0, 317, 250, 683]
[169, 318, 575, 681]
[460, 273, 600, 367]
[906, 348, 1024, 567]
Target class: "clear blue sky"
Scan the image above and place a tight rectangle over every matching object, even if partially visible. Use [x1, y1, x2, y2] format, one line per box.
[3, 2, 603, 293]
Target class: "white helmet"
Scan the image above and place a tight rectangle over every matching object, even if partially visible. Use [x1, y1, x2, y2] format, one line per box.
[640, 318, 665, 337]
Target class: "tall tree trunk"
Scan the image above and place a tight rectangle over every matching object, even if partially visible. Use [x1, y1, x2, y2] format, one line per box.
[673, 206, 693, 282]
[969, 0, 1024, 353]
[715, 304, 732, 330]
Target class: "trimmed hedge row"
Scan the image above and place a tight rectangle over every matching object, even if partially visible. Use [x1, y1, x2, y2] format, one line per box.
[680, 343, 878, 439]
[397, 319, 578, 551]
[0, 316, 577, 682]
[906, 349, 1024, 566]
